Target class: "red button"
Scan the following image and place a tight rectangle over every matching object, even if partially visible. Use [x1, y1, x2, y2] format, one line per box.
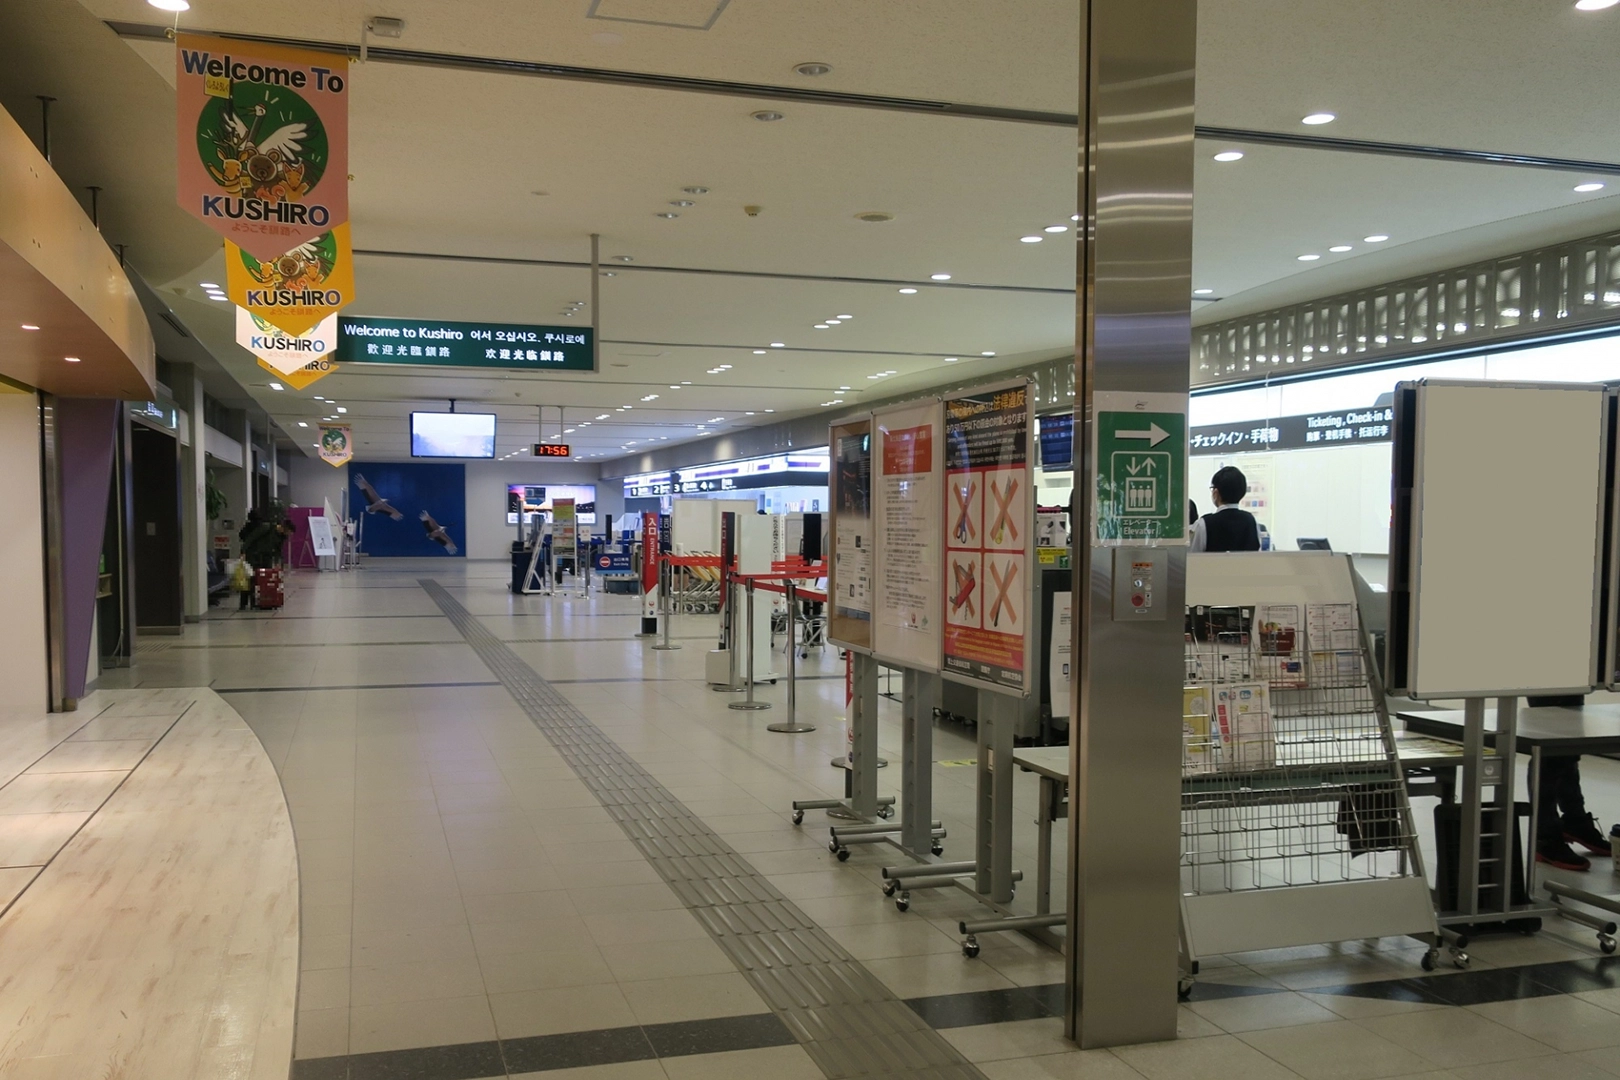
[1131, 594, 1144, 607]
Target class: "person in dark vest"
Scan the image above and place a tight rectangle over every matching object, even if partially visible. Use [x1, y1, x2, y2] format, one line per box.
[1190, 466, 1261, 552]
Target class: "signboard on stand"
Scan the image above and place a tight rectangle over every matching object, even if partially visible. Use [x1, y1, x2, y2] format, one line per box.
[827, 418, 873, 651]
[874, 401, 943, 671]
[553, 498, 577, 551]
[942, 382, 1033, 695]
[308, 515, 337, 557]
[1093, 390, 1188, 545]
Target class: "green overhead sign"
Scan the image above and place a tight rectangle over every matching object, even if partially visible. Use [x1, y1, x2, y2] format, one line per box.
[336, 316, 594, 371]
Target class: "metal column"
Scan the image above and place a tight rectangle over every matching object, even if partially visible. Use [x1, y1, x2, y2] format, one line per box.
[848, 652, 880, 819]
[976, 690, 1018, 906]
[1065, 0, 1197, 1048]
[900, 669, 939, 854]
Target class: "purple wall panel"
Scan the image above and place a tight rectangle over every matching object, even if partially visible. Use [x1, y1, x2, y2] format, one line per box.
[56, 399, 117, 700]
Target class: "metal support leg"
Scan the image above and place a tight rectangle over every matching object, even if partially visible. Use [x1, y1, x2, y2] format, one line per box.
[848, 652, 880, 820]
[653, 561, 680, 650]
[901, 670, 939, 856]
[730, 579, 770, 712]
[769, 581, 814, 733]
[976, 690, 1016, 905]
[1459, 697, 1485, 918]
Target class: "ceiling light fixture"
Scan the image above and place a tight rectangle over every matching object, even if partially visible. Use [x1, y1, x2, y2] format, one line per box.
[930, 273, 953, 281]
[63, 356, 80, 363]
[1575, 181, 1607, 192]
[198, 281, 218, 289]
[669, 199, 694, 207]
[814, 323, 829, 329]
[770, 342, 785, 348]
[1329, 244, 1353, 252]
[682, 186, 709, 195]
[1193, 288, 1214, 296]
[208, 294, 229, 301]
[269, 381, 284, 391]
[837, 314, 853, 319]
[898, 287, 918, 294]
[336, 406, 347, 412]
[944, 357, 959, 363]
[855, 211, 894, 223]
[20, 324, 39, 331]
[751, 110, 784, 122]
[656, 211, 679, 219]
[1043, 225, 1068, 233]
[1364, 234, 1390, 243]
[596, 413, 610, 420]
[1301, 112, 1336, 125]
[794, 61, 832, 76]
[1576, 0, 1619, 9]
[297, 422, 308, 428]
[981, 351, 996, 357]
[670, 384, 681, 389]
[147, 0, 189, 10]
[1019, 235, 1043, 243]
[1297, 253, 1321, 261]
[1212, 150, 1245, 162]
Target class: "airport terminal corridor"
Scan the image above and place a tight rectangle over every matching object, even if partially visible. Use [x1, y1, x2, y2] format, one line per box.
[96, 564, 1620, 1080]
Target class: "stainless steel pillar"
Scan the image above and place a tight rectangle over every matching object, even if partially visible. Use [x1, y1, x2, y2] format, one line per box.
[1065, 0, 1197, 1048]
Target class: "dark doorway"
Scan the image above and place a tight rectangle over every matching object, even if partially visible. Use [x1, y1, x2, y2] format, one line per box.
[130, 423, 183, 632]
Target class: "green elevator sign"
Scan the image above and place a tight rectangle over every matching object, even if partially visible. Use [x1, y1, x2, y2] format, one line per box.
[1095, 410, 1187, 542]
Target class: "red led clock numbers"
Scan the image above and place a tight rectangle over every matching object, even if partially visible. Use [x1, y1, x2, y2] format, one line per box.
[532, 443, 572, 457]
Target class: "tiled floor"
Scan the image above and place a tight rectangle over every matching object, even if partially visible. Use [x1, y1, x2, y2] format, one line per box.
[101, 559, 1620, 1078]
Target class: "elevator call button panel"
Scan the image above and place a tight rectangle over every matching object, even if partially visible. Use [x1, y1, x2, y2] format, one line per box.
[1112, 548, 1168, 621]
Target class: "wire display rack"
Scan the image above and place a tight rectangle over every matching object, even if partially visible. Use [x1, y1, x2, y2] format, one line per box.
[1179, 553, 1439, 995]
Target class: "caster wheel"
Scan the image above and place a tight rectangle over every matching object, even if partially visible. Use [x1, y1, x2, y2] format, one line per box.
[1452, 950, 1470, 970]
[1177, 976, 1195, 1001]
[895, 897, 909, 913]
[962, 938, 981, 959]
[878, 805, 895, 820]
[828, 839, 840, 854]
[1420, 949, 1439, 972]
[883, 880, 899, 897]
[931, 842, 944, 856]
[792, 810, 804, 826]
[836, 847, 850, 862]
[1601, 935, 1617, 955]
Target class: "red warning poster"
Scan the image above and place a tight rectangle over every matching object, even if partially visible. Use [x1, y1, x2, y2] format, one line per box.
[942, 382, 1033, 695]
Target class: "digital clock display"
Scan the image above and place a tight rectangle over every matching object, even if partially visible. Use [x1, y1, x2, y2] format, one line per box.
[532, 443, 572, 457]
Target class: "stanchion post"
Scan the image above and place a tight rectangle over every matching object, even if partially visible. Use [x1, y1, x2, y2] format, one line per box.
[768, 579, 815, 733]
[730, 577, 771, 712]
[653, 558, 680, 651]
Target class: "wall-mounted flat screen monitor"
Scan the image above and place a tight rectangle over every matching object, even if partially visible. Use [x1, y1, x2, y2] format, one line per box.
[411, 412, 496, 458]
[1038, 413, 1073, 471]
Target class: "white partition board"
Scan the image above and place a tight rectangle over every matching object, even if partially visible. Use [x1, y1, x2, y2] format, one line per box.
[1407, 382, 1605, 698]
[1187, 550, 1358, 609]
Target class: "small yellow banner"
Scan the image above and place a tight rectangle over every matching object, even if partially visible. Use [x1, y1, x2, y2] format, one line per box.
[227, 222, 355, 336]
[203, 73, 231, 98]
[257, 355, 336, 389]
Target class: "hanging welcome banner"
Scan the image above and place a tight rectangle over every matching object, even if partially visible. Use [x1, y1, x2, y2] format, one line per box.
[236, 307, 337, 374]
[175, 34, 349, 261]
[226, 223, 355, 336]
[256, 356, 336, 390]
[318, 425, 353, 468]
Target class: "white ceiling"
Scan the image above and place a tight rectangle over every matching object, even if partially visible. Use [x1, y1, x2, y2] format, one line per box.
[11, 0, 1620, 464]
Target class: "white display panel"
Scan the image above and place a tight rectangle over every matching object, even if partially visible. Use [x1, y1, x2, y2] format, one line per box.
[873, 402, 943, 672]
[410, 412, 495, 458]
[1406, 381, 1606, 698]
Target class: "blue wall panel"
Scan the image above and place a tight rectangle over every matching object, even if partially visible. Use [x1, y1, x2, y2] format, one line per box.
[351, 461, 465, 557]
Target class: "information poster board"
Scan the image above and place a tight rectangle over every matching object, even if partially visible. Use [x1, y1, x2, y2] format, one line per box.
[308, 516, 337, 557]
[874, 402, 943, 671]
[942, 382, 1033, 694]
[828, 418, 873, 651]
[554, 498, 577, 551]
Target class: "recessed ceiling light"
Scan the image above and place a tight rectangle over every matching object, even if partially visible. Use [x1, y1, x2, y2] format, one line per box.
[981, 351, 996, 357]
[1212, 150, 1245, 162]
[64, 356, 80, 363]
[1364, 234, 1390, 243]
[1576, 0, 1619, 9]
[20, 324, 39, 331]
[1297, 254, 1321, 261]
[336, 406, 347, 412]
[1043, 225, 1068, 233]
[855, 211, 893, 223]
[682, 381, 692, 384]
[1328, 245, 1353, 252]
[898, 287, 918, 294]
[297, 422, 308, 428]
[596, 414, 610, 419]
[814, 323, 829, 329]
[581, 421, 592, 426]
[208, 294, 229, 301]
[1193, 288, 1214, 296]
[1020, 235, 1044, 243]
[839, 385, 851, 390]
[944, 357, 959, 363]
[794, 61, 832, 76]
[613, 254, 634, 262]
[1575, 181, 1606, 192]
[1071, 214, 1080, 221]
[682, 186, 709, 195]
[753, 349, 766, 354]
[670, 384, 681, 389]
[269, 381, 284, 391]
[669, 199, 694, 207]
[751, 110, 784, 122]
[1302, 112, 1336, 125]
[656, 211, 679, 219]
[148, 0, 189, 10]
[930, 273, 952, 281]
[770, 342, 785, 348]
[599, 271, 616, 277]
[198, 282, 219, 289]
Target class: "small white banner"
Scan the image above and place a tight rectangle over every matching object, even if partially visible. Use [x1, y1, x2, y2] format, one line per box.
[236, 308, 339, 376]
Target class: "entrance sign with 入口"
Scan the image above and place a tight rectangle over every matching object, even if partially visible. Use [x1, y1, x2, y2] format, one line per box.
[336, 316, 595, 372]
[941, 381, 1033, 695]
[1093, 391, 1188, 546]
[175, 34, 349, 260]
[873, 401, 943, 672]
[827, 418, 873, 652]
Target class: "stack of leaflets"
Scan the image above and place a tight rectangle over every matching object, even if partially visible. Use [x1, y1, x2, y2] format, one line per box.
[1183, 685, 1216, 775]
[1213, 682, 1277, 770]
[1306, 603, 1362, 682]
[1186, 606, 1255, 684]
[1258, 604, 1307, 688]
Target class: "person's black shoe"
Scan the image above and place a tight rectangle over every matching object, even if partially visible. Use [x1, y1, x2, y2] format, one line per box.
[1537, 839, 1592, 872]
[1564, 813, 1613, 856]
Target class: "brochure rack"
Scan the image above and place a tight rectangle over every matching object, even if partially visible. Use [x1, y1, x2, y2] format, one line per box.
[1179, 552, 1438, 994]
